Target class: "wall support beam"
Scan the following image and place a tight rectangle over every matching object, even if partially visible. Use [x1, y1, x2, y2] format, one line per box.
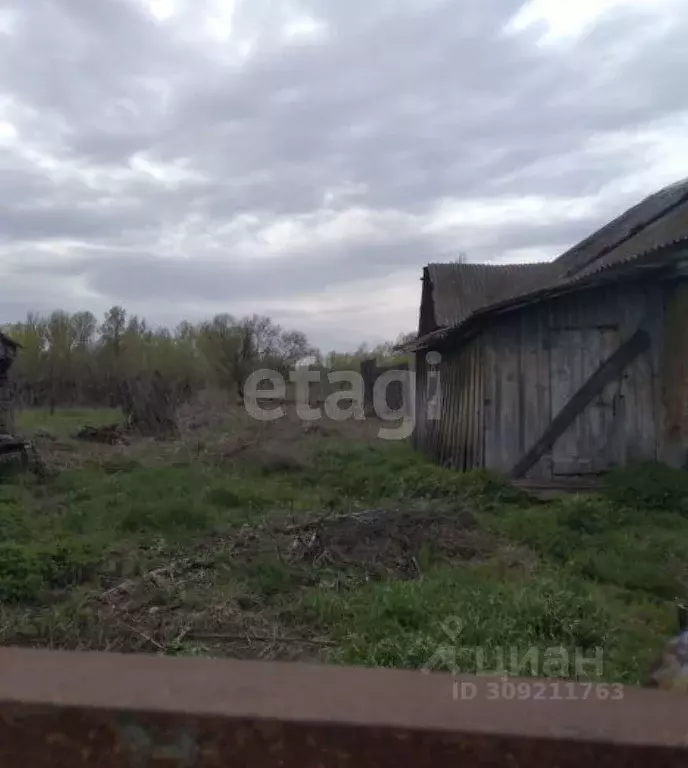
[511, 328, 650, 479]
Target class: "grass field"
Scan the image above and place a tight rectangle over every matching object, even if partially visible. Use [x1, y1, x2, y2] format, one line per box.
[1, 402, 686, 685]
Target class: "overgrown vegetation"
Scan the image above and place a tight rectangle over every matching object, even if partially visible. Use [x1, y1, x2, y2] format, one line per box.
[4, 307, 413, 409]
[0, 405, 685, 686]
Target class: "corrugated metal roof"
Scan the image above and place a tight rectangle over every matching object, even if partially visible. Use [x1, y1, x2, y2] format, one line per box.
[414, 178, 688, 351]
[555, 177, 688, 278]
[570, 195, 688, 280]
[427, 262, 556, 328]
[406, 245, 677, 353]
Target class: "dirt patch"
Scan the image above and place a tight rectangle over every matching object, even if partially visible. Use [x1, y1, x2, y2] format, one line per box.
[242, 440, 313, 474]
[233, 506, 496, 580]
[78, 558, 327, 661]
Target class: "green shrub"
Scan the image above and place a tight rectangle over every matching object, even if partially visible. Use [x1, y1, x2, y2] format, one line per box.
[0, 538, 99, 602]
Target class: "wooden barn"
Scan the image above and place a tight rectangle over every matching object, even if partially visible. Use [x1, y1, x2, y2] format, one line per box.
[409, 179, 688, 479]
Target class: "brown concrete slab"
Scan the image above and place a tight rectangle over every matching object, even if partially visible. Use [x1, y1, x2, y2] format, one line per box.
[0, 648, 687, 766]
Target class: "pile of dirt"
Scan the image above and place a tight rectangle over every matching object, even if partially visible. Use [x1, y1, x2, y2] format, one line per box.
[235, 506, 496, 580]
[78, 505, 495, 659]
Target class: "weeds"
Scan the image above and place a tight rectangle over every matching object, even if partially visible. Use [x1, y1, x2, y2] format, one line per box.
[18, 407, 123, 437]
[487, 488, 688, 600]
[2, 408, 688, 685]
[302, 563, 667, 684]
[604, 462, 688, 513]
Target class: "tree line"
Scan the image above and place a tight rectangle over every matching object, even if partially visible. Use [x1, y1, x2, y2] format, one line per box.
[3, 306, 413, 410]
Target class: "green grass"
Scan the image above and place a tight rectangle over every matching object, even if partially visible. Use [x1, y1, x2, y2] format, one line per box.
[485, 487, 688, 601]
[2, 409, 688, 685]
[301, 440, 527, 510]
[302, 563, 670, 683]
[0, 457, 324, 603]
[17, 407, 123, 436]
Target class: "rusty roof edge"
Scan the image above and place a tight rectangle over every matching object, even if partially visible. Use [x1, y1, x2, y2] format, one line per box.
[425, 261, 557, 329]
[560, 184, 688, 278]
[1, 648, 688, 751]
[406, 236, 688, 352]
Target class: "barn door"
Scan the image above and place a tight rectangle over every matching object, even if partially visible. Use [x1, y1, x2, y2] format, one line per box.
[549, 327, 623, 475]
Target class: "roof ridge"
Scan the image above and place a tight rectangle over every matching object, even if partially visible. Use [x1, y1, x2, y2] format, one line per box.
[555, 177, 688, 278]
[427, 260, 553, 269]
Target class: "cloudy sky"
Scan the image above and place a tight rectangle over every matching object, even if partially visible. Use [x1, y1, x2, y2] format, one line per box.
[1, 0, 687, 351]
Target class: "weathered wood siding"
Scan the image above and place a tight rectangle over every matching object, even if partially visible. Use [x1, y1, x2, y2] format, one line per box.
[662, 279, 688, 467]
[414, 339, 484, 469]
[0, 338, 16, 434]
[416, 279, 666, 477]
[486, 281, 663, 477]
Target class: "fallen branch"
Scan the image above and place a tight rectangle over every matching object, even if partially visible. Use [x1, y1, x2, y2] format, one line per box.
[113, 618, 166, 652]
[273, 507, 394, 534]
[98, 562, 179, 602]
[186, 631, 335, 646]
[98, 580, 136, 602]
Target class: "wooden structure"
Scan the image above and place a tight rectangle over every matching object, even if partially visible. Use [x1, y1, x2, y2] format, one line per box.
[410, 179, 688, 478]
[1, 647, 688, 766]
[0, 330, 19, 434]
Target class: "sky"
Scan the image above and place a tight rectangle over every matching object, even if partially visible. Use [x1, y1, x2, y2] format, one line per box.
[1, 0, 687, 352]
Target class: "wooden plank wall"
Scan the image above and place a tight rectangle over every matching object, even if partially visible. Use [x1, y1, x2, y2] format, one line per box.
[416, 279, 665, 476]
[484, 281, 663, 477]
[413, 340, 484, 469]
[484, 310, 552, 477]
[661, 279, 688, 467]
[413, 351, 427, 451]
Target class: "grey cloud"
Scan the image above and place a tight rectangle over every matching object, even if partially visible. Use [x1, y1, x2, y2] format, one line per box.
[31, 236, 436, 306]
[1, 0, 688, 347]
[28, 209, 600, 311]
